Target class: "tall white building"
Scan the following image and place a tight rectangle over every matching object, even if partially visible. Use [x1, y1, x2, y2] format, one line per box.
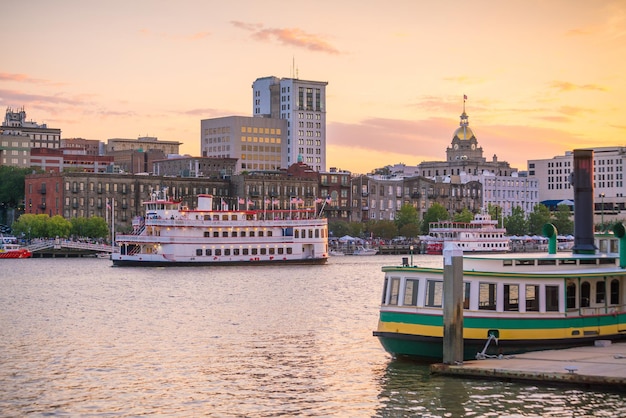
[527, 146, 625, 219]
[252, 76, 328, 172]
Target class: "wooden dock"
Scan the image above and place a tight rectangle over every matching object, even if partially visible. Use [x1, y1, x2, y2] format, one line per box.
[431, 341, 626, 391]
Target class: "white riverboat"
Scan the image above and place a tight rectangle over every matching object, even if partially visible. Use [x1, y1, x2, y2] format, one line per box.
[112, 192, 329, 266]
[426, 213, 510, 254]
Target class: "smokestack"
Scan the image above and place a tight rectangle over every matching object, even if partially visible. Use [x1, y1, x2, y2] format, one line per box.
[571, 149, 597, 254]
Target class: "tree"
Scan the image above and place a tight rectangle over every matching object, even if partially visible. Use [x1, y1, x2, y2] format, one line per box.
[421, 203, 449, 234]
[504, 206, 529, 236]
[487, 204, 503, 228]
[368, 220, 398, 240]
[48, 215, 72, 238]
[399, 223, 420, 238]
[528, 204, 551, 235]
[395, 204, 420, 233]
[454, 208, 474, 223]
[551, 204, 573, 236]
[347, 221, 365, 238]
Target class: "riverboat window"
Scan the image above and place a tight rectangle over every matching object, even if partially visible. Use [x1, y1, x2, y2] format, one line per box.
[250, 231, 255, 237]
[580, 258, 597, 265]
[315, 229, 319, 238]
[611, 279, 620, 304]
[231, 215, 238, 220]
[403, 279, 419, 306]
[389, 278, 400, 305]
[213, 231, 219, 238]
[381, 277, 389, 304]
[259, 231, 264, 237]
[599, 258, 616, 265]
[567, 282, 576, 309]
[251, 248, 258, 255]
[232, 231, 238, 237]
[596, 281, 606, 303]
[213, 215, 219, 221]
[581, 282, 591, 307]
[215, 249, 222, 256]
[537, 259, 557, 266]
[260, 248, 266, 255]
[204, 214, 211, 221]
[268, 231, 273, 237]
[504, 284, 519, 311]
[204, 232, 210, 237]
[294, 230, 300, 238]
[269, 248, 275, 255]
[222, 215, 228, 220]
[286, 248, 292, 254]
[205, 249, 212, 256]
[196, 249, 202, 256]
[559, 259, 577, 265]
[478, 283, 496, 310]
[546, 285, 559, 311]
[225, 249, 231, 256]
[309, 230, 313, 238]
[425, 280, 443, 307]
[502, 260, 513, 266]
[526, 285, 539, 311]
[221, 231, 227, 237]
[515, 259, 535, 266]
[242, 248, 249, 255]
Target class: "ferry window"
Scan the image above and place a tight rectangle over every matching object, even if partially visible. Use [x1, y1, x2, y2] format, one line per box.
[213, 215, 219, 221]
[243, 248, 249, 255]
[241, 231, 246, 237]
[204, 214, 211, 221]
[222, 215, 228, 220]
[381, 278, 389, 304]
[526, 285, 539, 311]
[537, 259, 557, 266]
[231, 215, 238, 220]
[213, 231, 219, 238]
[464, 282, 470, 309]
[196, 249, 202, 256]
[205, 249, 212, 256]
[478, 283, 496, 310]
[260, 248, 266, 255]
[389, 278, 400, 305]
[295, 230, 300, 238]
[232, 231, 238, 237]
[425, 280, 443, 307]
[259, 231, 264, 237]
[287, 248, 292, 254]
[546, 285, 559, 311]
[610, 279, 620, 304]
[403, 279, 419, 306]
[579, 259, 597, 265]
[309, 230, 313, 238]
[222, 231, 228, 237]
[215, 249, 222, 256]
[268, 231, 273, 237]
[278, 248, 284, 254]
[596, 281, 606, 304]
[204, 231, 210, 237]
[269, 248, 275, 255]
[224, 249, 231, 256]
[315, 229, 319, 238]
[581, 282, 591, 307]
[504, 284, 519, 311]
[567, 282, 577, 309]
[234, 249, 240, 255]
[251, 248, 258, 255]
[250, 231, 255, 237]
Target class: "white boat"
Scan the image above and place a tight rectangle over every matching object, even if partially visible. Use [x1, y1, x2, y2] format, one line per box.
[426, 213, 510, 254]
[111, 192, 329, 266]
[350, 246, 378, 256]
[0, 235, 32, 259]
[374, 149, 626, 362]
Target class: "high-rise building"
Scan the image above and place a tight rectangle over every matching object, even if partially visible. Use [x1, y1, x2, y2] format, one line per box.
[252, 76, 328, 172]
[1, 107, 61, 150]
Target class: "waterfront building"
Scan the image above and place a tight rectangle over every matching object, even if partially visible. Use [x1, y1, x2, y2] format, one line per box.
[25, 172, 230, 228]
[200, 116, 287, 173]
[252, 76, 328, 172]
[61, 138, 101, 156]
[528, 146, 625, 222]
[0, 132, 31, 167]
[319, 167, 352, 222]
[30, 148, 113, 173]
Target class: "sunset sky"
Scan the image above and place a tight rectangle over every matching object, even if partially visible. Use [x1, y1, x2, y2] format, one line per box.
[3, 0, 625, 174]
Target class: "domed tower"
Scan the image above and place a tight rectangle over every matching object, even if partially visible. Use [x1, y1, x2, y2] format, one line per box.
[446, 96, 483, 162]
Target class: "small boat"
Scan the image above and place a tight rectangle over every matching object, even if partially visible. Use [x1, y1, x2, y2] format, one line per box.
[373, 150, 626, 362]
[111, 191, 329, 266]
[426, 213, 510, 254]
[329, 250, 345, 256]
[0, 235, 32, 259]
[350, 246, 378, 256]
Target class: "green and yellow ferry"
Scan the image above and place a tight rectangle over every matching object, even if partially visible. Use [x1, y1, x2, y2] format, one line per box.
[374, 149, 626, 362]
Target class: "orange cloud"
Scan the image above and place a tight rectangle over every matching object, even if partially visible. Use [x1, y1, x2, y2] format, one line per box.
[549, 81, 606, 92]
[0, 72, 65, 86]
[231, 21, 340, 55]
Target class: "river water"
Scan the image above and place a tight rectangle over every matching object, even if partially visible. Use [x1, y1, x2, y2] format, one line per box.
[1, 254, 624, 417]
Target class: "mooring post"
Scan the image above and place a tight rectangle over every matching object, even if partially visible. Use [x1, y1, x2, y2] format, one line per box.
[443, 242, 464, 364]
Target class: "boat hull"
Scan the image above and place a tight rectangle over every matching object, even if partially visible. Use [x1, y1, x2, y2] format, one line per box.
[112, 257, 328, 267]
[0, 249, 32, 259]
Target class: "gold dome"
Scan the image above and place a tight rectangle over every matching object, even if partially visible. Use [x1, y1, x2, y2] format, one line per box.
[453, 126, 474, 140]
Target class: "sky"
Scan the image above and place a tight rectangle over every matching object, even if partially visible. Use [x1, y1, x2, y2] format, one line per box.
[2, 0, 625, 174]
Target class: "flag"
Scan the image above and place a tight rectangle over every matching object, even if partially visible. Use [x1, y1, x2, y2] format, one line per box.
[315, 198, 323, 204]
[463, 94, 467, 100]
[325, 196, 332, 203]
[238, 198, 245, 205]
[291, 197, 298, 204]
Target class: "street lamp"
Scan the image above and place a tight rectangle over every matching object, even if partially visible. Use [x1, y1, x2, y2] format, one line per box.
[410, 245, 414, 266]
[600, 193, 605, 231]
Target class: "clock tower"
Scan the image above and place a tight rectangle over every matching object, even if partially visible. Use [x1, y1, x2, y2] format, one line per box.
[446, 98, 483, 162]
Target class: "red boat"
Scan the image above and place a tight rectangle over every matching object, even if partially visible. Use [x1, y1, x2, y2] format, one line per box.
[0, 236, 32, 259]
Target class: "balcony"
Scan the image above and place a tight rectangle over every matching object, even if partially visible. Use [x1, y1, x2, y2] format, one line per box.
[38, 203, 46, 210]
[411, 192, 421, 199]
[38, 188, 47, 194]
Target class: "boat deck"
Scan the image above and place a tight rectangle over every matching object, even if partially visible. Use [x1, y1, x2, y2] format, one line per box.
[431, 341, 626, 391]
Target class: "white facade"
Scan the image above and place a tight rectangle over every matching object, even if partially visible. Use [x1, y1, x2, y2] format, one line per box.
[469, 171, 539, 217]
[200, 116, 287, 173]
[252, 77, 328, 172]
[527, 146, 625, 218]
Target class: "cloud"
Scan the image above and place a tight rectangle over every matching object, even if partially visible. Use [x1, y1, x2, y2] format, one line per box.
[0, 89, 87, 106]
[549, 81, 607, 92]
[231, 21, 340, 55]
[139, 28, 211, 41]
[0, 72, 65, 86]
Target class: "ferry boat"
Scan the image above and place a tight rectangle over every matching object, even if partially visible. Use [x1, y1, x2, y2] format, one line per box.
[425, 213, 510, 254]
[0, 235, 32, 259]
[373, 150, 626, 362]
[111, 192, 329, 267]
